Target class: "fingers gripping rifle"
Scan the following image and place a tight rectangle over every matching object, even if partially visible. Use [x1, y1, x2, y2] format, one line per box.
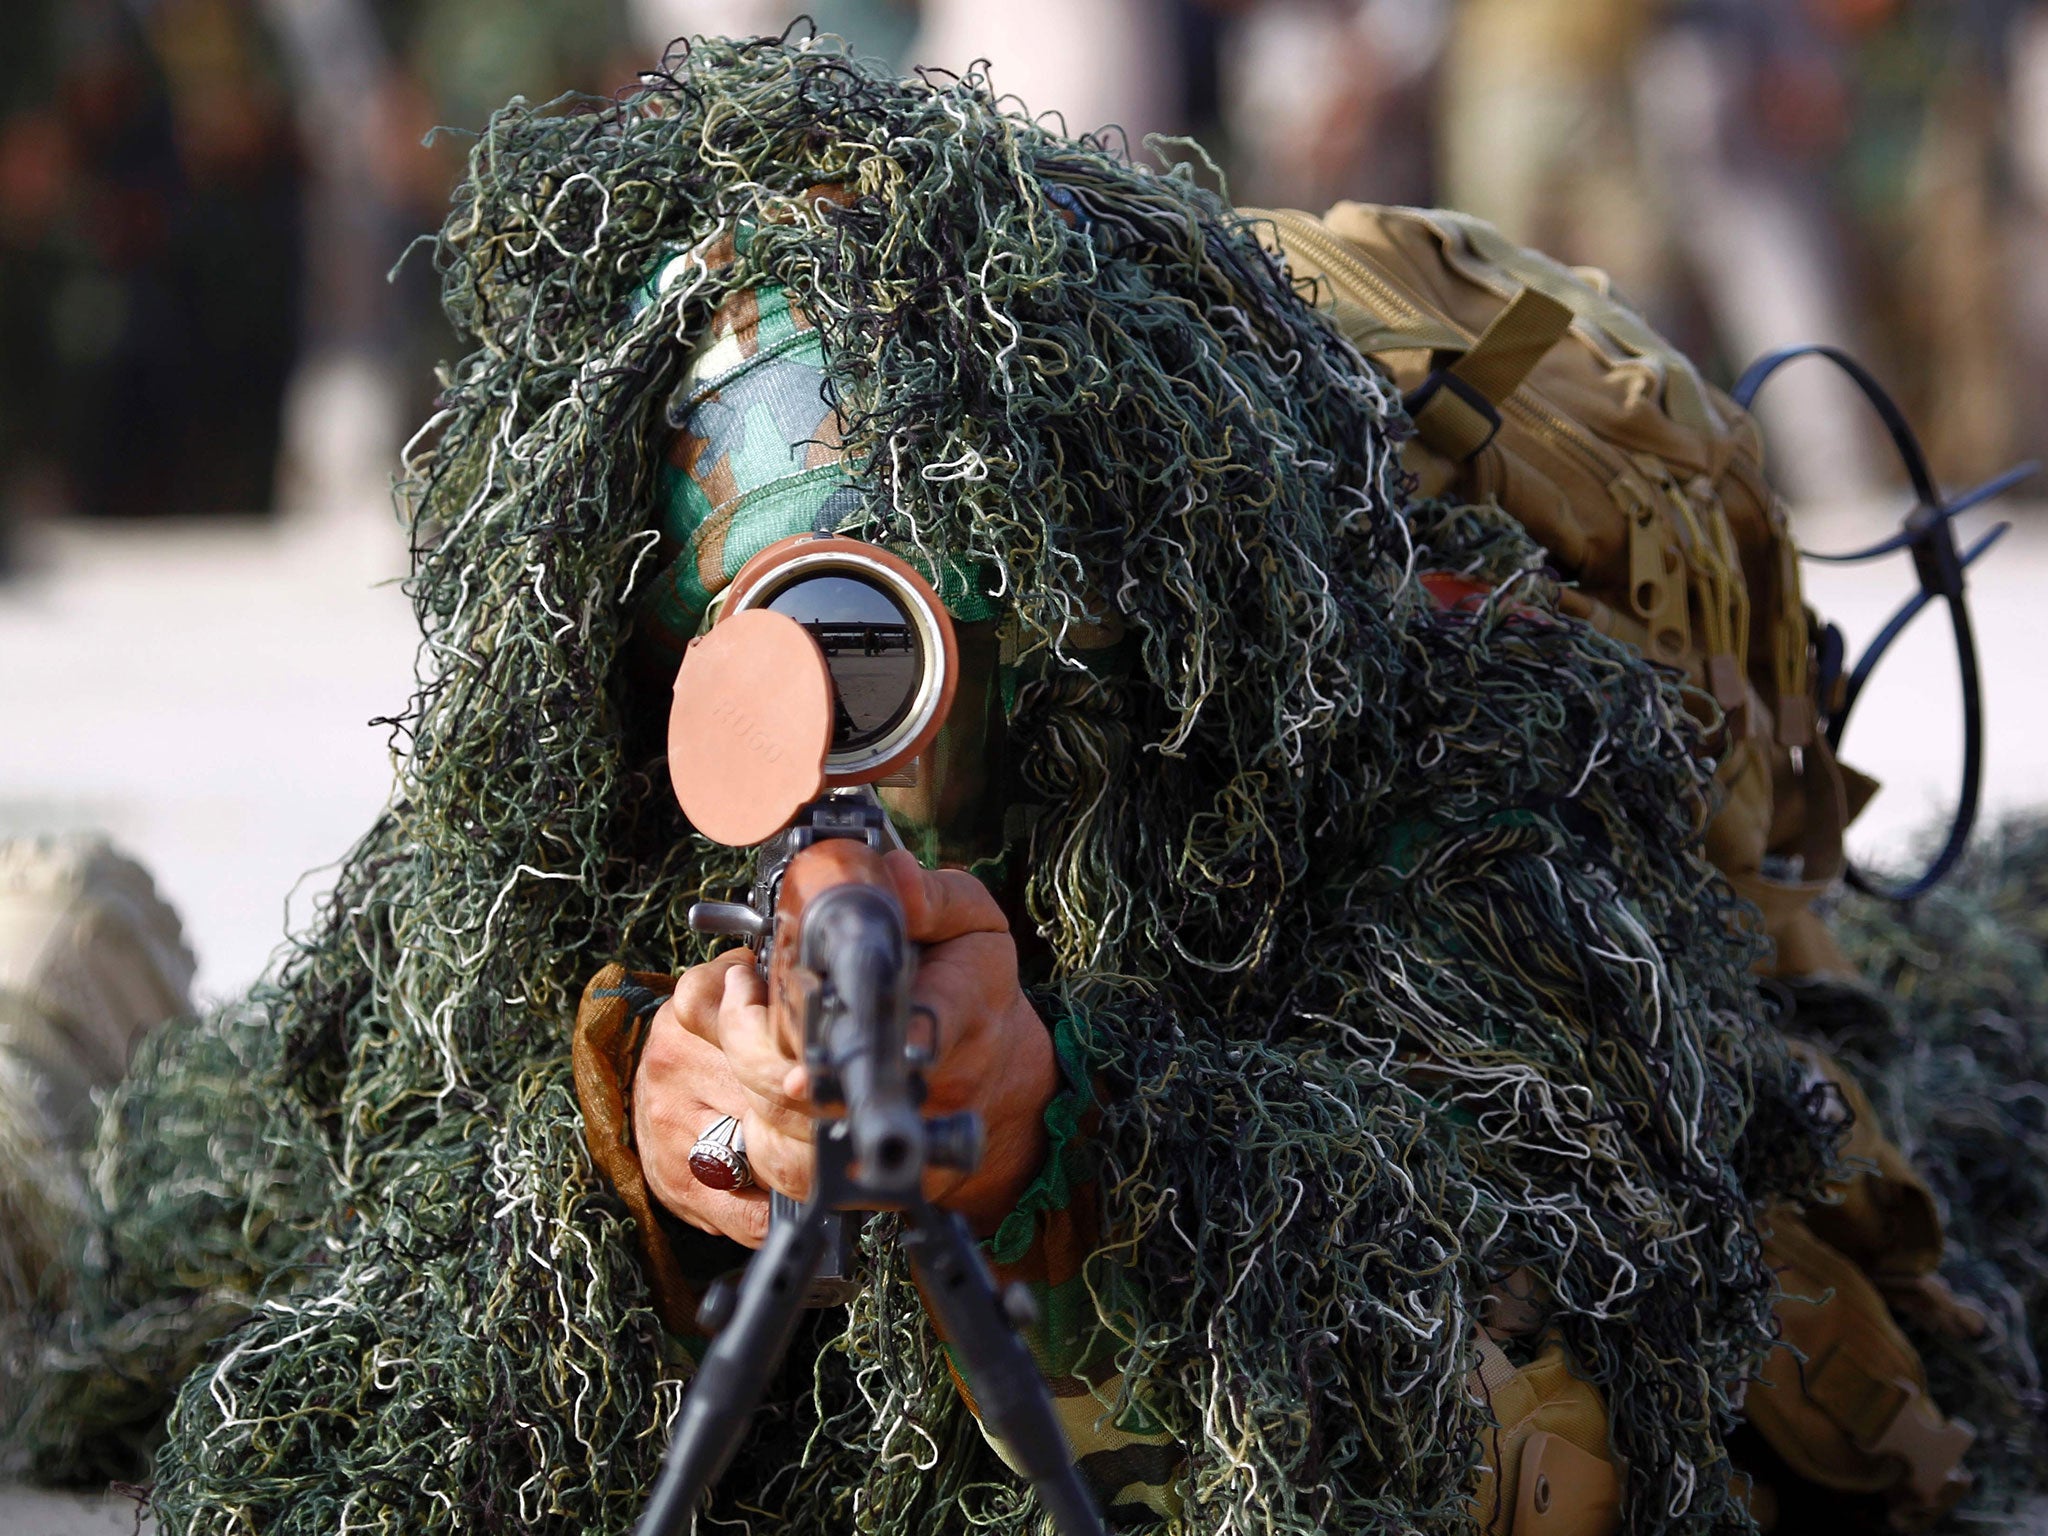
[637, 535, 1106, 1536]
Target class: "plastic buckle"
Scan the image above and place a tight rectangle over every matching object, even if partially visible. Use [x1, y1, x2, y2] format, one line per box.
[1402, 368, 1503, 461]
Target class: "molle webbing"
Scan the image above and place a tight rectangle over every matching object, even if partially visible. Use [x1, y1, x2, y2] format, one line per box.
[1250, 201, 1812, 753]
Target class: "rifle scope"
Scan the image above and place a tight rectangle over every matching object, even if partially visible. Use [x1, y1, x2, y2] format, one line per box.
[669, 535, 959, 845]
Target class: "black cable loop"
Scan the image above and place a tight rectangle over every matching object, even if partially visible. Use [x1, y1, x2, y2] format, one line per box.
[1731, 345, 2033, 902]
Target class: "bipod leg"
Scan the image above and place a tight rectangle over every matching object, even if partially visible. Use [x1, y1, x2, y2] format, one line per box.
[900, 1202, 1108, 1536]
[633, 1198, 833, 1536]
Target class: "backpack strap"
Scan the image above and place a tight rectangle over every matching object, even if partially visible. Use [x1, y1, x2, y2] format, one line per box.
[1403, 287, 1576, 461]
[1432, 209, 1724, 437]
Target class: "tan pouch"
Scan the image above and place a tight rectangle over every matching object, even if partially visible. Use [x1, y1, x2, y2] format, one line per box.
[1745, 1206, 1973, 1529]
[1469, 1333, 1623, 1536]
[1786, 1042, 1943, 1279]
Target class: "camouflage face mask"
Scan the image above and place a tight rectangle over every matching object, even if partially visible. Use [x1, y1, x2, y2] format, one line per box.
[637, 271, 1007, 870]
[638, 274, 862, 649]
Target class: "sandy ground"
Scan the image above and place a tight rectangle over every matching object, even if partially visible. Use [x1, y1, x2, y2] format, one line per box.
[0, 1470, 147, 1535]
[0, 506, 415, 1001]
[1, 491, 2044, 1529]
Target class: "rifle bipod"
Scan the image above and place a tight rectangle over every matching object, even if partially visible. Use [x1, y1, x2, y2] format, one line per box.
[631, 1130, 1108, 1536]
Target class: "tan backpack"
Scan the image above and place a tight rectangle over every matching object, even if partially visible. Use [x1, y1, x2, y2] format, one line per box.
[1250, 204, 1983, 1529]
[1247, 202, 1869, 979]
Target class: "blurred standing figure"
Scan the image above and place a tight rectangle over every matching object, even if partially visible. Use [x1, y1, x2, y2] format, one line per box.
[2014, 1, 2048, 449]
[1631, 1, 1884, 504]
[1869, 0, 2043, 484]
[1222, 0, 1449, 211]
[1439, 0, 1884, 505]
[910, 0, 1183, 143]
[303, 0, 639, 499]
[1437, 0, 1665, 300]
[0, 0, 305, 521]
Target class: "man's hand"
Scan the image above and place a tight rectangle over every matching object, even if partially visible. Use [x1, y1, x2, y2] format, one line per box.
[635, 851, 1058, 1249]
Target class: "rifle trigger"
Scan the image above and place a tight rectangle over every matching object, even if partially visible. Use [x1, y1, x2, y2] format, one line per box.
[690, 901, 769, 941]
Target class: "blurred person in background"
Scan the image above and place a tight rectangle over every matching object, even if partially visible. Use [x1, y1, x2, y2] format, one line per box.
[1434, 0, 2043, 504]
[1432, 0, 1887, 505]
[1438, 0, 1660, 295]
[1836, 0, 2044, 485]
[1629, 0, 1885, 505]
[1218, 0, 1447, 211]
[352, 0, 641, 486]
[0, 0, 303, 524]
[2015, 1, 2048, 453]
[0, 0, 650, 537]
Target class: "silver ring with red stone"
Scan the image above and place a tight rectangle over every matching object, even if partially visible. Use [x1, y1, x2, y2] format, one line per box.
[688, 1114, 753, 1191]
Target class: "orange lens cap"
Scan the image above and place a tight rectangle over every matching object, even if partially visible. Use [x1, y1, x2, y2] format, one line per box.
[722, 534, 959, 787]
[668, 608, 833, 846]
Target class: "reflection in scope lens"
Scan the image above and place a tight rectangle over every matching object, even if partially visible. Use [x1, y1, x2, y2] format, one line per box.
[764, 573, 925, 753]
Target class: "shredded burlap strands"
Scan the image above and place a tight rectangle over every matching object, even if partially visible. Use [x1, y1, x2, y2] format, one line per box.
[1815, 819, 2048, 1518]
[5, 34, 1836, 1535]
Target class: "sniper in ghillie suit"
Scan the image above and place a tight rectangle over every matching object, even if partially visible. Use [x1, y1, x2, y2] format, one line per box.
[2, 30, 2045, 1536]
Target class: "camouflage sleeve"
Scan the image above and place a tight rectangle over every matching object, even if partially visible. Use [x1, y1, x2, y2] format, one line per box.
[954, 1012, 1186, 1528]
[573, 965, 750, 1355]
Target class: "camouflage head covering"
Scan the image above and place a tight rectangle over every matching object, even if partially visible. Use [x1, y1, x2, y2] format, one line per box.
[640, 273, 859, 649]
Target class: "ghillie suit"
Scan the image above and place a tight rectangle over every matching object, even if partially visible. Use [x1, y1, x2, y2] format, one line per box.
[2, 35, 1845, 1536]
[1766, 817, 2048, 1528]
[0, 834, 196, 1428]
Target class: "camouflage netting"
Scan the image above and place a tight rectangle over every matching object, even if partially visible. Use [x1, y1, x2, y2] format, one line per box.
[3, 32, 1851, 1534]
[1811, 818, 2048, 1516]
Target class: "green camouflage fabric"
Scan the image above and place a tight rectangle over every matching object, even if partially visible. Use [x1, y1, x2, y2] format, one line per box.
[639, 272, 858, 654]
[637, 256, 1012, 664]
